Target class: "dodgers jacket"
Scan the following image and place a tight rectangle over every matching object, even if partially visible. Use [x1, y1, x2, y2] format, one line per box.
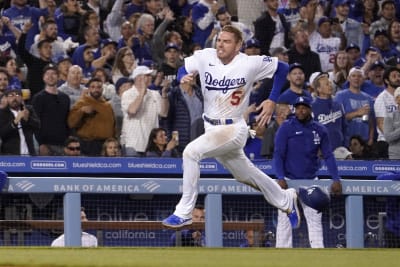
[273, 116, 340, 180]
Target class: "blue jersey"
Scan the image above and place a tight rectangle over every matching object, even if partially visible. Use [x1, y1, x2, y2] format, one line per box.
[273, 116, 340, 180]
[334, 89, 374, 146]
[191, 2, 215, 48]
[312, 97, 345, 150]
[3, 5, 46, 50]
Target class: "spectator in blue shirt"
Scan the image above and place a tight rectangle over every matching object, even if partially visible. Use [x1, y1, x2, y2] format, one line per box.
[191, 0, 220, 48]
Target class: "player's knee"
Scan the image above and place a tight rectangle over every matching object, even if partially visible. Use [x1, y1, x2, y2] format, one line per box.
[182, 145, 200, 161]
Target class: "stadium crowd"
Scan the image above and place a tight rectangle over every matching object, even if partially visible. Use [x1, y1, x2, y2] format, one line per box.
[0, 0, 400, 159]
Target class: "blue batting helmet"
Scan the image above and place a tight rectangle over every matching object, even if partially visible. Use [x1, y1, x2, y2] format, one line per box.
[0, 171, 8, 191]
[298, 185, 330, 212]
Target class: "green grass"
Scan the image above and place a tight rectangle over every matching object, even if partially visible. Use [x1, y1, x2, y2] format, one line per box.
[0, 248, 398, 267]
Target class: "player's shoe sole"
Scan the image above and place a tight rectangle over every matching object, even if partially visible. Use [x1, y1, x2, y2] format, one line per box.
[162, 214, 193, 229]
[287, 188, 301, 229]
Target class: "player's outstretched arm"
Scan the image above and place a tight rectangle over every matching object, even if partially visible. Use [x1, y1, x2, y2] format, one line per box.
[256, 61, 289, 126]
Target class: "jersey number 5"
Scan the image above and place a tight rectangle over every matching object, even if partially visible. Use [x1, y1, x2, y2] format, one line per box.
[231, 90, 244, 106]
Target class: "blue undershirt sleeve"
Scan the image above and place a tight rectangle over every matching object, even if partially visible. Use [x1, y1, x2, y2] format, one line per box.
[268, 61, 289, 102]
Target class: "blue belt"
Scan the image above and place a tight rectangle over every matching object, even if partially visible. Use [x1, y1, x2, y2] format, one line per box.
[203, 115, 234, 125]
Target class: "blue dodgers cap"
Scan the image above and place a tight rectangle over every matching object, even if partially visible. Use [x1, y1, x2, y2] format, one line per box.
[294, 96, 312, 108]
[345, 43, 360, 52]
[374, 29, 388, 39]
[0, 171, 8, 191]
[318, 16, 331, 27]
[289, 62, 304, 73]
[369, 60, 386, 70]
[245, 38, 260, 49]
[56, 55, 72, 65]
[333, 0, 349, 7]
[115, 77, 133, 94]
[298, 185, 330, 213]
[366, 46, 378, 53]
[101, 38, 117, 48]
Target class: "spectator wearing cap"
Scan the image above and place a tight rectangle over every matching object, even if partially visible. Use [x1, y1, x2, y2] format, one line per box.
[56, 55, 73, 87]
[112, 47, 137, 84]
[277, 0, 301, 28]
[68, 77, 116, 156]
[346, 43, 362, 66]
[269, 46, 289, 62]
[287, 27, 322, 80]
[309, 16, 345, 72]
[30, 19, 69, 62]
[383, 86, 400, 159]
[94, 38, 117, 71]
[121, 65, 169, 156]
[124, 0, 145, 21]
[387, 56, 400, 68]
[334, 67, 375, 147]
[373, 67, 400, 158]
[17, 21, 54, 97]
[191, 0, 220, 48]
[32, 64, 71, 156]
[371, 30, 400, 62]
[329, 50, 352, 93]
[311, 72, 346, 150]
[370, 0, 397, 40]
[159, 43, 183, 86]
[58, 65, 87, 108]
[243, 38, 261, 56]
[274, 95, 342, 248]
[0, 87, 40, 155]
[110, 77, 134, 139]
[254, 0, 291, 56]
[332, 0, 363, 48]
[206, 6, 254, 49]
[165, 70, 204, 154]
[277, 63, 311, 111]
[71, 26, 102, 71]
[362, 60, 385, 98]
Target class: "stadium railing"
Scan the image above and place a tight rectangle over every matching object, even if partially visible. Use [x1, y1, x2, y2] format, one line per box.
[1, 157, 400, 248]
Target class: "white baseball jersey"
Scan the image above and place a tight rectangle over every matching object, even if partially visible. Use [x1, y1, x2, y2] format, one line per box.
[309, 32, 341, 72]
[185, 48, 278, 120]
[374, 90, 397, 141]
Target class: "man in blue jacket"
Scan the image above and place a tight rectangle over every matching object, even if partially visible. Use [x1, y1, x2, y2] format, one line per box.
[273, 96, 342, 248]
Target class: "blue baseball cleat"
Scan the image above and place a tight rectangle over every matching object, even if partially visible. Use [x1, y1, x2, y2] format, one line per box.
[286, 188, 301, 229]
[162, 214, 192, 228]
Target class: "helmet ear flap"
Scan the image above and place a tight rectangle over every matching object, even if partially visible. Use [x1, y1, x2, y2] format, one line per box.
[298, 185, 330, 213]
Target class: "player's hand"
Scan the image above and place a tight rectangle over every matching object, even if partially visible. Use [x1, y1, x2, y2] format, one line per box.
[180, 73, 195, 84]
[255, 99, 276, 126]
[277, 179, 288, 189]
[331, 180, 342, 196]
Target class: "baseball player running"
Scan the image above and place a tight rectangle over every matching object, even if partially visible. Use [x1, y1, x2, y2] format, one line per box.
[162, 25, 301, 229]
